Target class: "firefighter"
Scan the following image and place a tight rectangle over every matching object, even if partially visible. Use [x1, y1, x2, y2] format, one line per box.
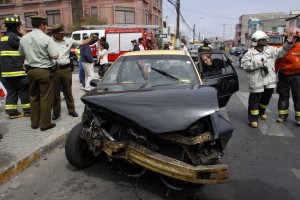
[0, 14, 30, 119]
[198, 38, 212, 53]
[276, 26, 300, 125]
[241, 30, 295, 128]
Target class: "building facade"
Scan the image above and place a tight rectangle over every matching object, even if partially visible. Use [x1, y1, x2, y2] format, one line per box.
[0, 0, 163, 36]
[235, 12, 289, 47]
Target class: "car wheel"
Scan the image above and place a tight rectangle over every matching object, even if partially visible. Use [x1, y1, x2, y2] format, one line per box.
[65, 122, 98, 169]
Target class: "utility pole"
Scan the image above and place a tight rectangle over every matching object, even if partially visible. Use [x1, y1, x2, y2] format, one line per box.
[193, 24, 195, 44]
[176, 0, 180, 49]
[222, 23, 226, 44]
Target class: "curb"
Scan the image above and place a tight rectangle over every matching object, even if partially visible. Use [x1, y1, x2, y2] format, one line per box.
[0, 129, 69, 184]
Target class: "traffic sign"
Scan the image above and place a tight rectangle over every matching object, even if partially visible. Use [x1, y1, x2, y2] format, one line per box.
[155, 34, 167, 38]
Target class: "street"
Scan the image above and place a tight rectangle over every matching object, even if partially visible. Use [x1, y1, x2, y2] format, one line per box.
[0, 57, 300, 200]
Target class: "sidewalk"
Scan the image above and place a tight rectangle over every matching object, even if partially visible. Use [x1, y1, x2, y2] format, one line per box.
[0, 73, 86, 184]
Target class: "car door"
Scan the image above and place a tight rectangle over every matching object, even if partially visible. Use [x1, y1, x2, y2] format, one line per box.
[198, 52, 239, 108]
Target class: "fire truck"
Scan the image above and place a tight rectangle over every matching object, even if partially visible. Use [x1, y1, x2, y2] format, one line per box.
[71, 25, 157, 64]
[265, 31, 284, 47]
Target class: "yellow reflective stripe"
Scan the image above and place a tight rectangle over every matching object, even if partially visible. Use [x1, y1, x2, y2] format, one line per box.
[259, 104, 267, 109]
[21, 103, 30, 108]
[295, 111, 300, 117]
[5, 104, 18, 110]
[0, 36, 9, 41]
[1, 71, 27, 77]
[278, 110, 288, 114]
[250, 110, 259, 115]
[0, 51, 20, 56]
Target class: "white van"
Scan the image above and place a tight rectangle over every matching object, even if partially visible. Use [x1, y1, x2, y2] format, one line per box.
[71, 29, 105, 42]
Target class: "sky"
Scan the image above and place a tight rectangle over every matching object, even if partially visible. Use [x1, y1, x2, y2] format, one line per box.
[163, 0, 300, 40]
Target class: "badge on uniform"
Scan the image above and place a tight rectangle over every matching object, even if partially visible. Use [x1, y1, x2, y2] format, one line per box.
[66, 44, 69, 47]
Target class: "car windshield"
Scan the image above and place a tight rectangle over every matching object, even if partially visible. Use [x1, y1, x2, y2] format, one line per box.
[101, 54, 200, 86]
[193, 45, 201, 50]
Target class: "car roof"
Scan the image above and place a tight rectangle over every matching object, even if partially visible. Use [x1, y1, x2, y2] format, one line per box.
[122, 50, 188, 56]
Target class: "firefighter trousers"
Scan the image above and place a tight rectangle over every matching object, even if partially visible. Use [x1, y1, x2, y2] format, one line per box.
[3, 76, 30, 115]
[248, 88, 274, 123]
[276, 72, 300, 120]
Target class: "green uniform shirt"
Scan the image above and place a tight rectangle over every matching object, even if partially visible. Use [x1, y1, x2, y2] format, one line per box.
[19, 29, 58, 68]
[53, 37, 81, 65]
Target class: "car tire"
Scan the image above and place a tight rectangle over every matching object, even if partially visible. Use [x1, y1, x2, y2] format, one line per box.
[65, 122, 98, 169]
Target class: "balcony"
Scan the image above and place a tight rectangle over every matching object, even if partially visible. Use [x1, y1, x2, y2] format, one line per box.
[0, 0, 15, 7]
[22, 0, 39, 5]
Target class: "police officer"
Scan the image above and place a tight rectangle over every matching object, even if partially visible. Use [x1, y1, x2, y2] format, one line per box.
[51, 23, 98, 120]
[241, 30, 295, 128]
[19, 15, 59, 131]
[198, 38, 212, 53]
[0, 14, 30, 119]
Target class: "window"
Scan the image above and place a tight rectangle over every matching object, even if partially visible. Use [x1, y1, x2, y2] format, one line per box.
[155, 15, 158, 25]
[24, 12, 38, 28]
[23, 0, 37, 2]
[145, 11, 149, 25]
[0, 0, 13, 4]
[91, 6, 98, 16]
[46, 10, 61, 26]
[115, 7, 135, 24]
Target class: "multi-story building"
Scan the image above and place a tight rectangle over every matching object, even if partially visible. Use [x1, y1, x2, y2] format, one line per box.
[0, 0, 163, 36]
[235, 12, 289, 47]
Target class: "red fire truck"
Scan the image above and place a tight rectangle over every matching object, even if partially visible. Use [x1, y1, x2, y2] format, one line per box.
[71, 26, 156, 64]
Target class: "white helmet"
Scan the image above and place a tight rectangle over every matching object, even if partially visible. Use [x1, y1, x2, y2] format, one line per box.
[251, 30, 269, 46]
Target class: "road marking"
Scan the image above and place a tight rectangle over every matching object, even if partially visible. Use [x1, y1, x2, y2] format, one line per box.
[236, 92, 295, 137]
[292, 169, 300, 182]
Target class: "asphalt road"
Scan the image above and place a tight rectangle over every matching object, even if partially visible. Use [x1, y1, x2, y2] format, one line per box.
[0, 57, 299, 200]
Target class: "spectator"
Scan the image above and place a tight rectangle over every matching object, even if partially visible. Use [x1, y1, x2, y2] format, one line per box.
[98, 43, 109, 79]
[163, 43, 170, 50]
[75, 47, 85, 89]
[100, 36, 109, 50]
[81, 35, 94, 91]
[199, 54, 223, 77]
[131, 39, 140, 51]
[138, 37, 145, 51]
[180, 43, 188, 54]
[169, 42, 174, 50]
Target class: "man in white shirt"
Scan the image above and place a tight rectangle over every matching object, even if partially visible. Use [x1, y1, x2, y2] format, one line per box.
[138, 37, 145, 51]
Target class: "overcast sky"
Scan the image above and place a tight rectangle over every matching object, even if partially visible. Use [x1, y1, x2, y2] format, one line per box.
[163, 0, 300, 40]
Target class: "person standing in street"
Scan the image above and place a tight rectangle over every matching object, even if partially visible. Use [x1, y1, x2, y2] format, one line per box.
[18, 15, 59, 131]
[75, 47, 85, 89]
[81, 35, 94, 91]
[180, 43, 188, 54]
[241, 30, 295, 128]
[138, 37, 145, 51]
[275, 26, 300, 125]
[131, 39, 140, 51]
[97, 43, 108, 79]
[198, 38, 212, 53]
[50, 23, 98, 120]
[0, 15, 30, 119]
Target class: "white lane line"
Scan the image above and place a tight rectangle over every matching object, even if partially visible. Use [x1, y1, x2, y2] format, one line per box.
[236, 92, 295, 137]
[292, 169, 300, 182]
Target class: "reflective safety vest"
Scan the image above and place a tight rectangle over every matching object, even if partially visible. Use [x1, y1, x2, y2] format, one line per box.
[276, 42, 300, 75]
[0, 31, 26, 77]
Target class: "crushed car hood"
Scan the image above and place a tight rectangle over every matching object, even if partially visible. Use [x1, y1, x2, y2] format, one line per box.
[81, 87, 219, 134]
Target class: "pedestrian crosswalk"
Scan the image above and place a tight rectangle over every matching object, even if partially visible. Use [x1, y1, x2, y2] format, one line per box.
[236, 91, 295, 137]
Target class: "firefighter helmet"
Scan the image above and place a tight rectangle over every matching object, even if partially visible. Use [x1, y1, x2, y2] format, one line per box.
[4, 15, 22, 26]
[203, 38, 210, 44]
[285, 26, 300, 37]
[251, 30, 269, 46]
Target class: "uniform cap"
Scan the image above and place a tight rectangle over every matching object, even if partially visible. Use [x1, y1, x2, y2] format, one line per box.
[131, 39, 137, 43]
[52, 23, 65, 33]
[30, 15, 48, 25]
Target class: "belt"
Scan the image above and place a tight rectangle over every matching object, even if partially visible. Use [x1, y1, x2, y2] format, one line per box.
[25, 65, 51, 70]
[57, 63, 71, 70]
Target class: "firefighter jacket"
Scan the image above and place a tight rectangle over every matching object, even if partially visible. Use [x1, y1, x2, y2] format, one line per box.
[198, 45, 212, 53]
[241, 43, 293, 93]
[276, 42, 300, 75]
[0, 31, 26, 78]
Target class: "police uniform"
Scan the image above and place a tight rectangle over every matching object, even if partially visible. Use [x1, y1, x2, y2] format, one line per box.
[0, 15, 30, 118]
[51, 23, 80, 120]
[18, 15, 59, 131]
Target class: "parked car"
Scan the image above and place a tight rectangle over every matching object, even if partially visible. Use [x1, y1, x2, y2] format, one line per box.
[229, 47, 236, 54]
[65, 50, 239, 190]
[189, 44, 201, 61]
[239, 49, 248, 67]
[234, 47, 244, 56]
